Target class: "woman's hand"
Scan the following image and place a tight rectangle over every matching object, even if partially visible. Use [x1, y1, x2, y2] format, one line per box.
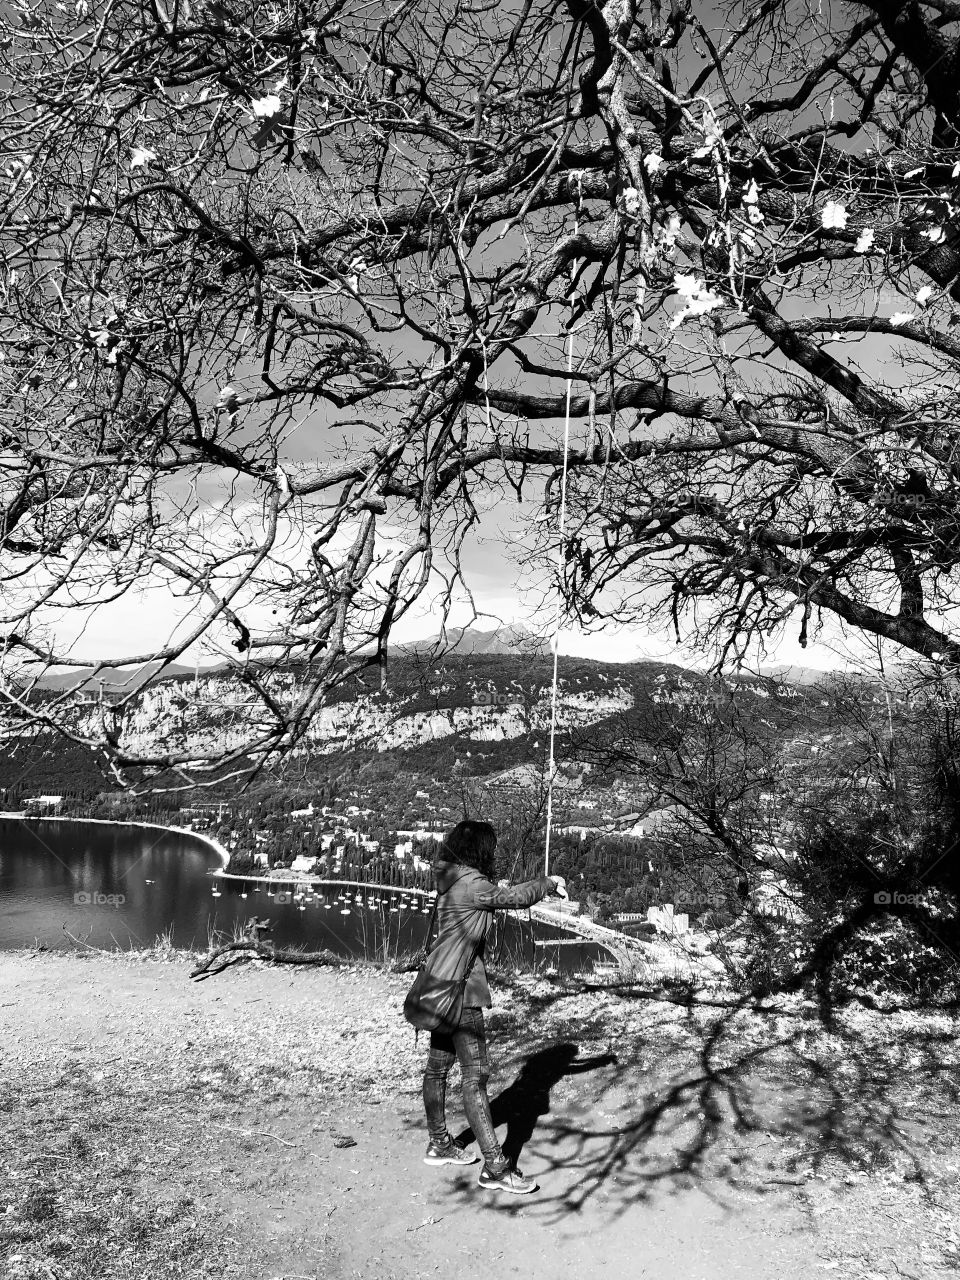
[549, 875, 568, 899]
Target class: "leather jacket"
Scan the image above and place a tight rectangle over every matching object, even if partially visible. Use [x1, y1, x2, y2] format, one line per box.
[428, 858, 557, 1007]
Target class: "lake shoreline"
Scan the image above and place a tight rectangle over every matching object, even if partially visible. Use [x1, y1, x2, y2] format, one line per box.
[0, 819, 616, 972]
[0, 811, 230, 869]
[0, 813, 684, 972]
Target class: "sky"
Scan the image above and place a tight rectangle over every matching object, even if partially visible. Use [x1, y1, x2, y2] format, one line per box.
[44, 499, 866, 674]
[45, 572, 851, 671]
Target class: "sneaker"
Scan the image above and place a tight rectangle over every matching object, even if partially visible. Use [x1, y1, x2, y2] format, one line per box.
[478, 1163, 539, 1195]
[424, 1137, 480, 1166]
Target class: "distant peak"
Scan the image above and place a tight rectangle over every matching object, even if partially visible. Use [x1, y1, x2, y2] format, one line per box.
[396, 624, 550, 657]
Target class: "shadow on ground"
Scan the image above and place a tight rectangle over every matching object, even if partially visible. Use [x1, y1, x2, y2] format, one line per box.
[429, 984, 958, 1225]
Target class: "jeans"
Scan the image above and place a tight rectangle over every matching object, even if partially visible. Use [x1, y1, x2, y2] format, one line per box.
[422, 1006, 509, 1174]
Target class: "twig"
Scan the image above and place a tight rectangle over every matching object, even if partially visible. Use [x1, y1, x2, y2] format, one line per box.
[61, 925, 114, 953]
[212, 1123, 298, 1148]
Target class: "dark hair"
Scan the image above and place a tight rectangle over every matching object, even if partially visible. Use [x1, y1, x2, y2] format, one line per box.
[440, 820, 497, 879]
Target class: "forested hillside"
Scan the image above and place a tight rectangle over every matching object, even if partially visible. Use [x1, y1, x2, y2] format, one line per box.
[4, 651, 851, 822]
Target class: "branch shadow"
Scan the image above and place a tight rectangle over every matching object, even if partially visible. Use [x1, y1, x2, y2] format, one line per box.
[413, 986, 958, 1235]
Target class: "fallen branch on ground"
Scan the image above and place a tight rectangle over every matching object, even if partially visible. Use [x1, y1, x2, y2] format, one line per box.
[189, 940, 344, 978]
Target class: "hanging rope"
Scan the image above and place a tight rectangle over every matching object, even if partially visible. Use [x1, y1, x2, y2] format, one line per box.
[543, 174, 587, 881]
[543, 328, 574, 879]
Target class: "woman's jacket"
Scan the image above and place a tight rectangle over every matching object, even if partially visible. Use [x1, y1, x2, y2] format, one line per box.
[427, 858, 557, 1007]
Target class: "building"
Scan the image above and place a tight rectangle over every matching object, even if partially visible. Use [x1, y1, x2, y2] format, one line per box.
[647, 903, 691, 936]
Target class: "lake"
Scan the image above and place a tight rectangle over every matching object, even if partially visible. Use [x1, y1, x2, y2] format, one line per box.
[0, 817, 609, 973]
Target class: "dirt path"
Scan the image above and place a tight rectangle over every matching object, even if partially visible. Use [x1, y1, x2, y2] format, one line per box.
[2, 950, 959, 1280]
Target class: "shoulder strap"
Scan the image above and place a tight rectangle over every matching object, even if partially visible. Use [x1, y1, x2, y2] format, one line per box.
[423, 890, 441, 957]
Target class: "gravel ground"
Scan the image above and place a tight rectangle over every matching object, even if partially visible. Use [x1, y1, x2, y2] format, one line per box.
[2, 947, 960, 1280]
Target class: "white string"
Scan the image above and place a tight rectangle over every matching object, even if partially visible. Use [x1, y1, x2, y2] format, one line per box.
[478, 332, 494, 437]
[543, 318, 575, 880]
[544, 179, 583, 882]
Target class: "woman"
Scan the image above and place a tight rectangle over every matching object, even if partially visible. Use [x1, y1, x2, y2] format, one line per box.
[419, 819, 566, 1195]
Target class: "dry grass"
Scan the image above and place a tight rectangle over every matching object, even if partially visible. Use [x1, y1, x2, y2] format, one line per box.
[0, 1061, 258, 1280]
[6, 942, 960, 1279]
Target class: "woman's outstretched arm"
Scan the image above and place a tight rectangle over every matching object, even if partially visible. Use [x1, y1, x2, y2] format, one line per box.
[462, 870, 562, 911]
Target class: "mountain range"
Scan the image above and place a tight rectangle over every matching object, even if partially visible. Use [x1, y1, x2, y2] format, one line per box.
[29, 625, 840, 691]
[28, 626, 549, 691]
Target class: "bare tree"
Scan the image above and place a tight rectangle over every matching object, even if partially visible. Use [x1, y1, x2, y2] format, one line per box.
[6, 0, 960, 779]
[571, 669, 960, 1002]
[571, 677, 787, 901]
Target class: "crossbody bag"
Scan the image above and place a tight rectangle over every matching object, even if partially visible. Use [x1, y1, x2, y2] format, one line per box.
[402, 877, 479, 1035]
